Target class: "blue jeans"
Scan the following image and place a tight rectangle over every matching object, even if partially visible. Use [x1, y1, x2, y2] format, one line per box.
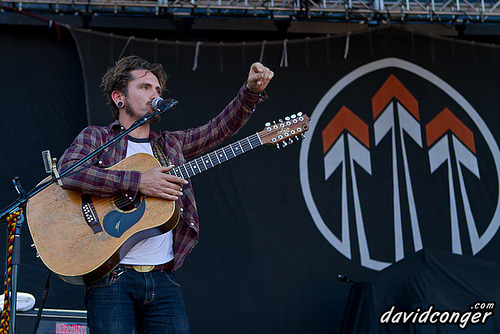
[85, 267, 189, 334]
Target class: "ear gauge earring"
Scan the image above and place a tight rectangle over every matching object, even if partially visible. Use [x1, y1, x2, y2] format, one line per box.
[117, 101, 124, 108]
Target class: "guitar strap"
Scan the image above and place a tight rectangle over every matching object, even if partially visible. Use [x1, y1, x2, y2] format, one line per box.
[152, 141, 171, 167]
[152, 141, 183, 231]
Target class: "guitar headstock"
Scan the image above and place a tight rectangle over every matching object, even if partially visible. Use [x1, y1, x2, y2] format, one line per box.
[258, 113, 310, 149]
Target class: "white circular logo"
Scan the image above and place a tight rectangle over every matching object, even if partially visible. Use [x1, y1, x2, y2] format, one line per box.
[300, 58, 500, 270]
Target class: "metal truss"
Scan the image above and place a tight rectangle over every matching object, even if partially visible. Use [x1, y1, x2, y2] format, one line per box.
[2, 0, 500, 23]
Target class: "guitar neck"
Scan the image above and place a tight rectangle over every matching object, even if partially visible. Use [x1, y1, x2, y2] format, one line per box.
[168, 133, 263, 179]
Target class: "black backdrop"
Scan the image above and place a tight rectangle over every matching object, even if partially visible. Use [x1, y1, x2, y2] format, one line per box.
[1, 24, 500, 333]
[0, 24, 88, 313]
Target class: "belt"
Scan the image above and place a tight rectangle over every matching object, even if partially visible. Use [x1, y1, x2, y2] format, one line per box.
[119, 260, 174, 273]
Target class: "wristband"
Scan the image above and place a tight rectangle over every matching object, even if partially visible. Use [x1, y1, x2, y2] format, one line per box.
[244, 82, 263, 95]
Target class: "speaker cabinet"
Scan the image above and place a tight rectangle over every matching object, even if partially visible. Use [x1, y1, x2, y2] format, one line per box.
[16, 308, 87, 334]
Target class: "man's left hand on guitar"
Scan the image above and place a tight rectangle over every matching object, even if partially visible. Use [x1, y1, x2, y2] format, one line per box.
[140, 165, 188, 201]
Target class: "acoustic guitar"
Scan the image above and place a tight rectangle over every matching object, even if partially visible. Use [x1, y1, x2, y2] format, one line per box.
[26, 113, 309, 285]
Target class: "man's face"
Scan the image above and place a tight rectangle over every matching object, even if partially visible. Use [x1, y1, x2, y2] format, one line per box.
[122, 69, 162, 121]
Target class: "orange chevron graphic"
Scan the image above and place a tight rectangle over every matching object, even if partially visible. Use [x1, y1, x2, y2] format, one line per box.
[426, 108, 476, 154]
[371, 74, 419, 121]
[322, 105, 370, 154]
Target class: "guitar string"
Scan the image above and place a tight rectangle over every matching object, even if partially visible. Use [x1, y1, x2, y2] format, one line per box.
[167, 134, 262, 179]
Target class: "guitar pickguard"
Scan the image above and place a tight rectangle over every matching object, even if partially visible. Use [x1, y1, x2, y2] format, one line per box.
[102, 198, 147, 238]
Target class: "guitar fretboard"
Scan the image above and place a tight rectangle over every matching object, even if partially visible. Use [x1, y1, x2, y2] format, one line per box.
[168, 133, 262, 179]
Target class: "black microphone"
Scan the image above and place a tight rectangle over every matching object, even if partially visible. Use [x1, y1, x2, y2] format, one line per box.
[152, 98, 178, 113]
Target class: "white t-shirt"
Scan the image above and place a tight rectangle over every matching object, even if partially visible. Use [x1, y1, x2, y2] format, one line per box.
[119, 136, 174, 265]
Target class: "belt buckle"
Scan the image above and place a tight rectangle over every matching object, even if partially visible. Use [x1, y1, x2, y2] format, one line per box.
[133, 265, 155, 272]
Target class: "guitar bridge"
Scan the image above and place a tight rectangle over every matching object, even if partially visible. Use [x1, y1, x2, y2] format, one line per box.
[81, 194, 103, 234]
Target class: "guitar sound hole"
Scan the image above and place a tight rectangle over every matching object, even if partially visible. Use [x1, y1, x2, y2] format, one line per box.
[115, 194, 143, 212]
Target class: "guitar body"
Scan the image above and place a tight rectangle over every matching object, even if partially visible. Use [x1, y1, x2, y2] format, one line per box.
[26, 153, 180, 285]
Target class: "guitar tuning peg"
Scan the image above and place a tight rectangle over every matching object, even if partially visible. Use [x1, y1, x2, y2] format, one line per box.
[265, 122, 271, 127]
[276, 143, 281, 149]
[297, 112, 303, 117]
[301, 133, 306, 139]
[285, 116, 291, 121]
[279, 119, 283, 123]
[282, 141, 288, 148]
[288, 138, 293, 145]
[291, 114, 296, 119]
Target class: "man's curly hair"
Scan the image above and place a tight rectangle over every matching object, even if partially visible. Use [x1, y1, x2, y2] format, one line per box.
[101, 56, 167, 120]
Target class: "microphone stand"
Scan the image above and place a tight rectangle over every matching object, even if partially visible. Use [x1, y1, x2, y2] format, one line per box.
[0, 100, 177, 334]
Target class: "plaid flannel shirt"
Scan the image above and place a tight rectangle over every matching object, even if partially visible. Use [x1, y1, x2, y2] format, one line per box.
[58, 85, 267, 271]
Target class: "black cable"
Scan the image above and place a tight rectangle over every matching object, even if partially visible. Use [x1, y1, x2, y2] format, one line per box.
[32, 270, 51, 334]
